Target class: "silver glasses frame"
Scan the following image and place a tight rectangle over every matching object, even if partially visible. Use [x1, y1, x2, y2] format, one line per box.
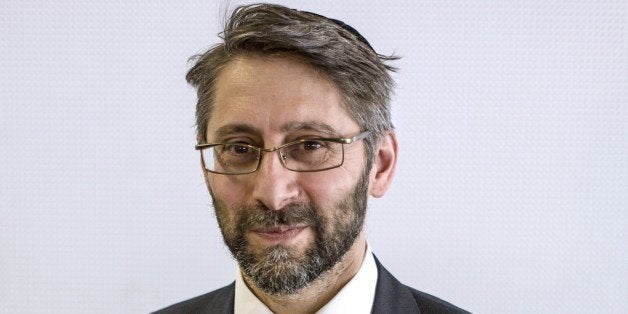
[195, 131, 370, 175]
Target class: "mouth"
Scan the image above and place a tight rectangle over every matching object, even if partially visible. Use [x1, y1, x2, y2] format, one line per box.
[250, 224, 308, 243]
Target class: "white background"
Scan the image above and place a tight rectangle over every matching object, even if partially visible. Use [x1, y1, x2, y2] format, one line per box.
[1, 0, 626, 313]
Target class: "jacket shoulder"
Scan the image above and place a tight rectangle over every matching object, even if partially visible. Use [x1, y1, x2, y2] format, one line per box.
[152, 282, 235, 314]
[406, 285, 470, 314]
[372, 255, 469, 314]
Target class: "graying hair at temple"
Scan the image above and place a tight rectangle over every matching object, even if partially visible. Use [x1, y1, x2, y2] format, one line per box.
[186, 3, 399, 164]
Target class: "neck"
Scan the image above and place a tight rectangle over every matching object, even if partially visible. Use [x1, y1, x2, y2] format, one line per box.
[243, 231, 367, 314]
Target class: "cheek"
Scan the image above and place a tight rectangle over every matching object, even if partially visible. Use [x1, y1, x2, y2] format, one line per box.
[208, 175, 249, 206]
[299, 170, 355, 205]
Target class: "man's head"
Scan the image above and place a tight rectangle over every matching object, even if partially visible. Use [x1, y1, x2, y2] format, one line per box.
[187, 3, 397, 166]
[187, 4, 398, 296]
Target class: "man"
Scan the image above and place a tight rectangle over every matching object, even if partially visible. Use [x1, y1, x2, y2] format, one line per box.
[156, 3, 468, 313]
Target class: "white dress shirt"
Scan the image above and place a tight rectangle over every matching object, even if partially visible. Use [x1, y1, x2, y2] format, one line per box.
[234, 244, 378, 313]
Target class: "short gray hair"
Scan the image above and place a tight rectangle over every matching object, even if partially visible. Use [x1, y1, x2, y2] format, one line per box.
[187, 3, 398, 164]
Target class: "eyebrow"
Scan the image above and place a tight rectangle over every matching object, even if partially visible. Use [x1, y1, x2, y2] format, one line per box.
[212, 124, 261, 141]
[279, 122, 340, 137]
[210, 122, 341, 141]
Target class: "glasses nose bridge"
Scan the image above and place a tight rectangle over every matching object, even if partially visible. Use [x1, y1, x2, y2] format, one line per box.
[259, 146, 281, 153]
[258, 145, 289, 169]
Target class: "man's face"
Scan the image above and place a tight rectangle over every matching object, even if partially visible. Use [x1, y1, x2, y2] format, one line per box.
[203, 55, 371, 295]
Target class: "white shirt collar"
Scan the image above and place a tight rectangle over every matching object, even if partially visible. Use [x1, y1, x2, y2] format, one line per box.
[234, 244, 378, 314]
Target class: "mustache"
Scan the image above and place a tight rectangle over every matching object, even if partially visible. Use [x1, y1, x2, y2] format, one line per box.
[236, 202, 320, 231]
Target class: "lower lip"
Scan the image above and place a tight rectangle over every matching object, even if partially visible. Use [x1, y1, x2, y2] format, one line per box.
[251, 227, 307, 243]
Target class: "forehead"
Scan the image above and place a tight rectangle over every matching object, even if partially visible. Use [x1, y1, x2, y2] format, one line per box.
[206, 55, 359, 139]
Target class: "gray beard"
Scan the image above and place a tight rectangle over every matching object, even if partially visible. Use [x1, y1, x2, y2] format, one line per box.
[211, 170, 369, 295]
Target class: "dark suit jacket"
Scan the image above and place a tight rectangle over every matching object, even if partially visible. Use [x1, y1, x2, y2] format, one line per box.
[154, 255, 469, 313]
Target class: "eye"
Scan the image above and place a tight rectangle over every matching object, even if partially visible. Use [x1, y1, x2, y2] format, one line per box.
[301, 140, 325, 151]
[224, 144, 252, 155]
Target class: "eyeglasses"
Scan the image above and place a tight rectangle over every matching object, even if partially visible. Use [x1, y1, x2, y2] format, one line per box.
[195, 131, 370, 175]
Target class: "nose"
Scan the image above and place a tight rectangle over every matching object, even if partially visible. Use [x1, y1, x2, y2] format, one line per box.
[250, 150, 300, 210]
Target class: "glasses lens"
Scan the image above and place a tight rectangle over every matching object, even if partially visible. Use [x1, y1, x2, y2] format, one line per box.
[201, 144, 259, 174]
[281, 140, 344, 171]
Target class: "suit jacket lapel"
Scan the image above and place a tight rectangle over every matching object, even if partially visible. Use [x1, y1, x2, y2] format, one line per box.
[371, 255, 421, 314]
[203, 282, 235, 314]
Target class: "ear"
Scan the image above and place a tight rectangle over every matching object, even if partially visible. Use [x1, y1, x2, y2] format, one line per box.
[368, 131, 398, 198]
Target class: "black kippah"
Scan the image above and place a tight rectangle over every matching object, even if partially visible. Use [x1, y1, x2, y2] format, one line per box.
[300, 10, 376, 53]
